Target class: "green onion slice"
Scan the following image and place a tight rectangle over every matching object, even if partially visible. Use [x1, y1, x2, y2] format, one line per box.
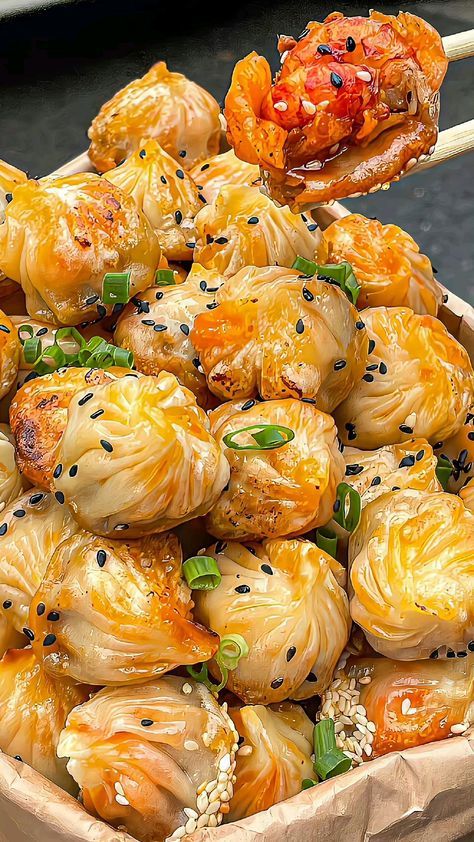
[102, 272, 131, 304]
[155, 269, 176, 286]
[223, 424, 295, 451]
[436, 455, 453, 491]
[301, 779, 318, 790]
[182, 556, 222, 591]
[186, 634, 249, 695]
[316, 261, 360, 306]
[23, 336, 42, 364]
[332, 482, 361, 533]
[313, 719, 352, 780]
[54, 327, 86, 363]
[292, 256, 318, 276]
[315, 527, 338, 559]
[18, 324, 34, 345]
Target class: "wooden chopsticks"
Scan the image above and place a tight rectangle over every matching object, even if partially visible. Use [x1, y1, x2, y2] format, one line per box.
[443, 29, 474, 61]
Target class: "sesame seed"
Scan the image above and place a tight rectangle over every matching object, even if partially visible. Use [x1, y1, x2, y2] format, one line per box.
[29, 493, 44, 505]
[306, 672, 318, 682]
[23, 627, 35, 641]
[271, 677, 284, 689]
[182, 682, 193, 694]
[85, 295, 99, 305]
[160, 175, 167, 184]
[286, 646, 296, 661]
[366, 363, 378, 371]
[274, 101, 288, 112]
[247, 216, 259, 224]
[261, 563, 273, 575]
[141, 719, 154, 727]
[370, 476, 381, 486]
[368, 339, 375, 353]
[215, 541, 227, 554]
[362, 373, 374, 382]
[2, 600, 12, 609]
[13, 509, 26, 518]
[90, 409, 104, 419]
[241, 399, 256, 411]
[55, 491, 65, 504]
[302, 397, 316, 404]
[356, 70, 372, 82]
[214, 237, 228, 245]
[175, 210, 183, 224]
[302, 287, 314, 301]
[450, 722, 468, 735]
[139, 149, 146, 158]
[345, 464, 363, 476]
[184, 740, 199, 751]
[330, 71, 343, 88]
[237, 745, 253, 756]
[399, 455, 415, 468]
[78, 393, 93, 406]
[296, 319, 304, 334]
[43, 633, 56, 646]
[399, 424, 413, 434]
[416, 450, 424, 461]
[334, 359, 346, 371]
[0, 524, 7, 536]
[235, 584, 250, 594]
[301, 100, 316, 115]
[36, 602, 46, 616]
[97, 550, 107, 567]
[176, 169, 185, 179]
[356, 321, 365, 330]
[333, 499, 341, 512]
[180, 324, 190, 336]
[179, 150, 187, 158]
[346, 36, 356, 51]
[47, 611, 60, 621]
[97, 305, 107, 319]
[317, 44, 332, 54]
[69, 465, 78, 477]
[201, 163, 210, 171]
[5, 193, 12, 203]
[53, 464, 63, 479]
[0, 325, 10, 334]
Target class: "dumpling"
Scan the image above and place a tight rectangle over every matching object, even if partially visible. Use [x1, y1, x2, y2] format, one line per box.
[0, 159, 27, 297]
[439, 406, 474, 492]
[193, 538, 350, 703]
[349, 489, 474, 660]
[335, 307, 474, 449]
[0, 424, 22, 512]
[228, 702, 313, 820]
[207, 398, 345, 540]
[189, 149, 261, 204]
[114, 265, 224, 407]
[29, 530, 218, 685]
[317, 213, 442, 314]
[0, 174, 160, 325]
[10, 367, 132, 489]
[0, 310, 20, 399]
[192, 265, 368, 409]
[0, 648, 91, 793]
[224, 11, 447, 209]
[0, 489, 79, 654]
[192, 185, 321, 276]
[53, 372, 230, 536]
[342, 439, 440, 507]
[57, 676, 238, 841]
[318, 656, 474, 764]
[104, 139, 203, 261]
[88, 62, 221, 173]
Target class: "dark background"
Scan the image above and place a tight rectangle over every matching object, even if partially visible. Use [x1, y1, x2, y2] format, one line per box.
[0, 0, 473, 301]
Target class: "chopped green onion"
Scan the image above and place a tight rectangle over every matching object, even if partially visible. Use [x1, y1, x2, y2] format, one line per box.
[186, 634, 249, 695]
[39, 344, 67, 370]
[23, 337, 42, 364]
[18, 324, 34, 345]
[292, 256, 317, 276]
[102, 272, 131, 304]
[436, 455, 453, 491]
[54, 327, 85, 363]
[313, 719, 352, 780]
[332, 483, 361, 533]
[301, 779, 318, 790]
[111, 347, 134, 368]
[155, 269, 176, 286]
[223, 424, 295, 451]
[315, 527, 338, 559]
[182, 556, 222, 591]
[316, 261, 360, 306]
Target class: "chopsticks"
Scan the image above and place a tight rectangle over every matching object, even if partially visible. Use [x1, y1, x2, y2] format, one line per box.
[443, 29, 474, 61]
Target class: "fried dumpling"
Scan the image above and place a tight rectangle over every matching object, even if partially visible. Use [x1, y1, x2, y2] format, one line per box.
[317, 213, 442, 314]
[0, 489, 79, 653]
[228, 702, 313, 820]
[0, 648, 91, 793]
[439, 406, 474, 493]
[224, 12, 447, 209]
[335, 307, 474, 449]
[0, 424, 22, 512]
[193, 538, 350, 703]
[57, 676, 239, 841]
[192, 265, 368, 409]
[0, 174, 160, 326]
[319, 656, 474, 764]
[207, 398, 345, 540]
[10, 367, 132, 489]
[88, 62, 221, 173]
[189, 149, 261, 204]
[114, 265, 224, 407]
[349, 489, 474, 660]
[53, 372, 230, 536]
[0, 310, 20, 399]
[30, 530, 218, 685]
[192, 185, 321, 276]
[343, 439, 440, 506]
[105, 139, 202, 261]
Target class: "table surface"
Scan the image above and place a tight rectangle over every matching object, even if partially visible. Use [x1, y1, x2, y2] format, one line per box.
[0, 0, 473, 302]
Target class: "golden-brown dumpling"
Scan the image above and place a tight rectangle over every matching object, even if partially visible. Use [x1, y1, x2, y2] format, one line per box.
[88, 61, 221, 173]
[0, 174, 160, 325]
[317, 214, 442, 314]
[440, 406, 474, 493]
[349, 489, 474, 660]
[105, 139, 203, 261]
[114, 265, 224, 408]
[207, 398, 345, 540]
[0, 648, 91, 793]
[53, 372, 230, 536]
[29, 530, 218, 685]
[342, 439, 440, 506]
[0, 310, 20, 399]
[0, 489, 79, 652]
[57, 676, 239, 841]
[192, 265, 368, 409]
[0, 424, 22, 512]
[228, 702, 313, 820]
[319, 656, 474, 765]
[10, 367, 132, 489]
[335, 307, 474, 449]
[192, 185, 321, 276]
[189, 149, 261, 204]
[193, 538, 350, 703]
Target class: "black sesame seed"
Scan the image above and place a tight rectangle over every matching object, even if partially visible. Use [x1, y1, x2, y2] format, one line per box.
[198, 193, 206, 203]
[85, 295, 100, 306]
[154, 324, 168, 331]
[317, 44, 332, 54]
[306, 672, 318, 682]
[156, 291, 164, 300]
[214, 236, 228, 245]
[247, 216, 259, 225]
[468, 432, 474, 441]
[416, 450, 424, 462]
[271, 677, 284, 689]
[174, 210, 183, 224]
[459, 448, 468, 467]
[346, 36, 356, 51]
[199, 280, 207, 291]
[47, 611, 60, 621]
[78, 393, 93, 407]
[0, 325, 10, 334]
[330, 71, 343, 88]
[201, 163, 210, 171]
[192, 358, 201, 369]
[179, 150, 187, 158]
[206, 235, 214, 245]
[206, 302, 218, 310]
[141, 319, 155, 326]
[296, 319, 304, 334]
[97, 305, 107, 319]
[442, 294, 448, 303]
[97, 550, 107, 567]
[399, 455, 415, 468]
[2, 600, 12, 609]
[43, 633, 56, 646]
[14, 755, 22, 761]
[356, 321, 365, 330]
[241, 399, 256, 411]
[302, 398, 316, 404]
[446, 649, 455, 658]
[245, 545, 257, 556]
[36, 602, 46, 616]
[235, 584, 250, 594]
[180, 324, 190, 336]
[0, 524, 7, 536]
[457, 651, 467, 658]
[23, 627, 34, 641]
[160, 175, 167, 184]
[302, 287, 314, 302]
[468, 641, 474, 652]
[286, 646, 296, 662]
[215, 541, 227, 554]
[345, 463, 363, 476]
[5, 193, 12, 203]
[379, 362, 388, 375]
[334, 359, 346, 371]
[392, 486, 400, 491]
[13, 509, 26, 518]
[53, 464, 63, 479]
[176, 169, 185, 179]
[100, 440, 113, 453]
[366, 363, 378, 371]
[69, 465, 78, 477]
[141, 719, 154, 727]
[429, 649, 439, 659]
[307, 223, 318, 232]
[362, 373, 374, 383]
[261, 564, 273, 575]
[139, 149, 146, 158]
[36, 327, 48, 337]
[399, 425, 413, 434]
[90, 409, 104, 420]
[55, 491, 65, 504]
[185, 242, 195, 249]
[368, 339, 376, 353]
[371, 476, 381, 487]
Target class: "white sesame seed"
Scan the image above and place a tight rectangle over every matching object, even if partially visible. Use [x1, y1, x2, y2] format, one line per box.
[356, 70, 372, 82]
[197, 815, 209, 829]
[349, 679, 356, 690]
[217, 772, 228, 783]
[332, 691, 340, 703]
[355, 713, 368, 726]
[366, 731, 374, 744]
[206, 801, 220, 816]
[184, 808, 198, 819]
[202, 732, 212, 747]
[196, 782, 206, 795]
[208, 814, 218, 827]
[182, 683, 193, 695]
[367, 721, 376, 733]
[171, 827, 186, 839]
[339, 690, 351, 701]
[401, 698, 411, 716]
[221, 792, 231, 802]
[359, 676, 372, 685]
[227, 781, 234, 797]
[363, 743, 373, 756]
[115, 794, 129, 806]
[114, 781, 125, 796]
[197, 792, 209, 813]
[331, 679, 342, 689]
[237, 745, 253, 756]
[451, 722, 469, 735]
[185, 819, 197, 835]
[318, 100, 330, 108]
[280, 50, 289, 64]
[302, 100, 316, 115]
[336, 737, 343, 749]
[305, 160, 323, 170]
[274, 101, 288, 112]
[209, 790, 220, 804]
[339, 730, 346, 741]
[219, 753, 231, 772]
[205, 780, 217, 793]
[356, 705, 367, 715]
[353, 741, 363, 757]
[184, 740, 199, 751]
[329, 144, 339, 155]
[334, 721, 344, 733]
[349, 705, 357, 718]
[353, 730, 364, 741]
[217, 814, 223, 825]
[340, 715, 353, 726]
